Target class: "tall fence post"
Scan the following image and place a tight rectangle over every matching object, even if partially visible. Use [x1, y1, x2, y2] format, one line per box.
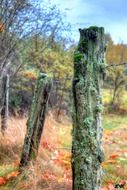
[20, 73, 52, 167]
[72, 26, 105, 190]
[1, 74, 9, 134]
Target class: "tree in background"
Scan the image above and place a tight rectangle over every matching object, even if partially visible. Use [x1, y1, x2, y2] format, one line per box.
[0, 0, 31, 78]
[0, 0, 30, 131]
[105, 39, 127, 106]
[20, 37, 74, 113]
[0, 0, 72, 117]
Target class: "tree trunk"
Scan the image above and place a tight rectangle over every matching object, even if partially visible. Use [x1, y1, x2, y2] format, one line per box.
[0, 76, 6, 112]
[20, 73, 52, 167]
[72, 26, 105, 190]
[1, 74, 9, 134]
[111, 75, 120, 105]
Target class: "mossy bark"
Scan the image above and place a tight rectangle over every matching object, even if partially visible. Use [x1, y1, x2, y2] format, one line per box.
[20, 73, 52, 167]
[72, 26, 105, 190]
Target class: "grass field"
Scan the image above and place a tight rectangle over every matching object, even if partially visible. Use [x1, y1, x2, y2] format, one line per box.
[0, 105, 127, 189]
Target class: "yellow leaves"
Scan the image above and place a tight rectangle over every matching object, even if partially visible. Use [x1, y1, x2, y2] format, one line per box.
[29, 47, 73, 82]
[57, 177, 65, 183]
[6, 171, 20, 180]
[106, 43, 127, 103]
[104, 129, 113, 136]
[106, 43, 127, 65]
[51, 150, 71, 170]
[102, 160, 117, 168]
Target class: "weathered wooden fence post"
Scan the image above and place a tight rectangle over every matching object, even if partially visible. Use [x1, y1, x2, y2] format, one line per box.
[1, 74, 9, 134]
[20, 73, 52, 167]
[72, 26, 105, 190]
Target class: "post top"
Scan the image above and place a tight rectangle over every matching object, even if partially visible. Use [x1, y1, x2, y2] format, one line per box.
[39, 73, 47, 78]
[79, 26, 104, 32]
[78, 26, 104, 44]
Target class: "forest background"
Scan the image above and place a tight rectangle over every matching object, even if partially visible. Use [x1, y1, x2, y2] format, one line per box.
[0, 0, 127, 189]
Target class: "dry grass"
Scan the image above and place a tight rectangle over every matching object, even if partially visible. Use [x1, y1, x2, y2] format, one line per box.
[103, 126, 127, 184]
[0, 112, 127, 189]
[0, 117, 26, 164]
[0, 112, 72, 190]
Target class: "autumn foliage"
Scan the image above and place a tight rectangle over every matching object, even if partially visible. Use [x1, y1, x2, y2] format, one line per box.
[0, 171, 20, 186]
[0, 23, 4, 32]
[0, 114, 127, 189]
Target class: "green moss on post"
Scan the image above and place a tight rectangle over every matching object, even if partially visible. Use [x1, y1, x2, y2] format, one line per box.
[20, 73, 52, 167]
[72, 26, 105, 190]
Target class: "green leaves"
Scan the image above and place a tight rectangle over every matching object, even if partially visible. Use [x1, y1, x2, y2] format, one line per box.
[74, 51, 84, 62]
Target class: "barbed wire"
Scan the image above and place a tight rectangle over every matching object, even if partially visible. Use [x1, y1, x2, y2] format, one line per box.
[106, 62, 127, 68]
